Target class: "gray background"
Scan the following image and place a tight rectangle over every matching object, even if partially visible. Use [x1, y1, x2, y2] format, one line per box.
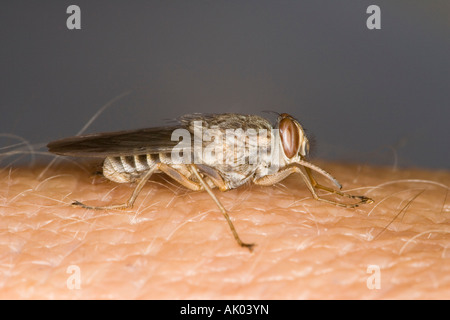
[1, 1, 449, 169]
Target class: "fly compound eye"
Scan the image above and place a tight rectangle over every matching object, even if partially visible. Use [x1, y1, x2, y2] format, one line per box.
[279, 116, 300, 159]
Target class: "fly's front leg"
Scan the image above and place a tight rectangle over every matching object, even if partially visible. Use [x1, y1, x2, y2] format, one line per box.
[303, 166, 373, 207]
[189, 164, 255, 252]
[254, 163, 372, 208]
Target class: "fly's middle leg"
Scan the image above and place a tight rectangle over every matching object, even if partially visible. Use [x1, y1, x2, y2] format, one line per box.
[158, 163, 255, 251]
[190, 164, 255, 252]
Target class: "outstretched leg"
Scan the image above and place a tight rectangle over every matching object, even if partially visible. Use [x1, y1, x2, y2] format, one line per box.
[72, 164, 159, 210]
[72, 163, 203, 210]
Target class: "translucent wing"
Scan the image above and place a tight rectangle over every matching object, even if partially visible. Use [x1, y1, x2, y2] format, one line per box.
[47, 126, 188, 157]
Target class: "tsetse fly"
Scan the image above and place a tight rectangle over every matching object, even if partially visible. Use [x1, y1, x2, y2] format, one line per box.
[47, 113, 373, 251]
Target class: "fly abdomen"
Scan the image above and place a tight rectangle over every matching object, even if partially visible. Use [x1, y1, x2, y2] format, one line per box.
[103, 154, 159, 183]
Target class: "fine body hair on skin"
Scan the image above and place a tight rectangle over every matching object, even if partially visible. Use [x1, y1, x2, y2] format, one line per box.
[1, 149, 449, 299]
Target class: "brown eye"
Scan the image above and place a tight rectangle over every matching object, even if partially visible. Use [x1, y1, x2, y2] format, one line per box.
[279, 117, 300, 158]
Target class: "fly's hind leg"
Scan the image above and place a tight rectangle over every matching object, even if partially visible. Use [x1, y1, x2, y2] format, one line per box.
[73, 161, 254, 251]
[72, 165, 158, 210]
[72, 163, 204, 210]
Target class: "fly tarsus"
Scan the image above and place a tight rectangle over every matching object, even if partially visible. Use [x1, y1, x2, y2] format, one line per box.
[71, 200, 132, 210]
[240, 242, 256, 252]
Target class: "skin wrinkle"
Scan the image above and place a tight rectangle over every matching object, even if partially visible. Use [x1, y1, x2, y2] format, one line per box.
[0, 161, 449, 299]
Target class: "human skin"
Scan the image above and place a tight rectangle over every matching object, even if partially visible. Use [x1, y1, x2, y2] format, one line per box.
[0, 159, 449, 299]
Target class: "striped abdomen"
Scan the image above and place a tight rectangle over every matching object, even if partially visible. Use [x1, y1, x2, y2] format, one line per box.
[102, 154, 160, 183]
